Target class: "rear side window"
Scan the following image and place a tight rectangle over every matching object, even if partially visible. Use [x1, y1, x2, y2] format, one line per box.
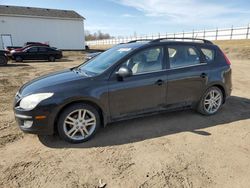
[201, 48, 215, 62]
[39, 47, 48, 52]
[167, 46, 201, 69]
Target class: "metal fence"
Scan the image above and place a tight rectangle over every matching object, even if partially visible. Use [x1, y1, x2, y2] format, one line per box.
[86, 24, 250, 46]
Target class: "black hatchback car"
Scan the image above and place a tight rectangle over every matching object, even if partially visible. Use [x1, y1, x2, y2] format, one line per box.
[11, 46, 62, 62]
[14, 38, 232, 143]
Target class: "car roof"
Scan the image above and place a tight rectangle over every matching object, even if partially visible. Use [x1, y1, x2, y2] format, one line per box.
[26, 46, 53, 49]
[116, 40, 216, 50]
[116, 42, 148, 48]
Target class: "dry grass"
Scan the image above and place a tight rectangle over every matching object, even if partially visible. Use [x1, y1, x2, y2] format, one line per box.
[0, 40, 250, 187]
[88, 44, 113, 50]
[214, 39, 250, 60]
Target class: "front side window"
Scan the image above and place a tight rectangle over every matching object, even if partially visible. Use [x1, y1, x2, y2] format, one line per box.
[122, 47, 163, 74]
[27, 47, 38, 53]
[168, 46, 201, 69]
[78, 45, 133, 75]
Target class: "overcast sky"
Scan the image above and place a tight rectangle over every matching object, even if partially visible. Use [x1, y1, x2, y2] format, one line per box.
[1, 0, 250, 37]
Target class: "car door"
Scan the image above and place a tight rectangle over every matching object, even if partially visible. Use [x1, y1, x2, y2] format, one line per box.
[165, 44, 209, 107]
[108, 46, 167, 120]
[25, 47, 39, 60]
[38, 47, 49, 60]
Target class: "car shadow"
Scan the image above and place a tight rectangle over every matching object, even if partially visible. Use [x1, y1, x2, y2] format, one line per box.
[23, 58, 74, 63]
[3, 63, 30, 67]
[10, 58, 74, 64]
[56, 58, 74, 62]
[38, 96, 250, 148]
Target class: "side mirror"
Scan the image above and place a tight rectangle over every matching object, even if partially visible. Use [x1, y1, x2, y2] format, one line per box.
[116, 67, 132, 79]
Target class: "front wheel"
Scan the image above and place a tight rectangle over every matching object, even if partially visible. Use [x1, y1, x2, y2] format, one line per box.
[197, 87, 223, 115]
[0, 56, 7, 66]
[48, 56, 56, 62]
[57, 103, 101, 143]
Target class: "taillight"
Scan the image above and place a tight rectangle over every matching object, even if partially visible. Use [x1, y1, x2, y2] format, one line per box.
[222, 51, 231, 65]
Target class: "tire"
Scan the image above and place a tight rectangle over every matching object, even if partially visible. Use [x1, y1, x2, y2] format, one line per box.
[48, 56, 56, 62]
[197, 87, 223, 115]
[0, 56, 7, 66]
[15, 56, 23, 62]
[57, 103, 101, 143]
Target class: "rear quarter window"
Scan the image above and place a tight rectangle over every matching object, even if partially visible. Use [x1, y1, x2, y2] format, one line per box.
[201, 48, 215, 62]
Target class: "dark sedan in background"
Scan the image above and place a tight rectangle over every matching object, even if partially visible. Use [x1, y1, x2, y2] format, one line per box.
[11, 46, 63, 62]
[8, 43, 50, 53]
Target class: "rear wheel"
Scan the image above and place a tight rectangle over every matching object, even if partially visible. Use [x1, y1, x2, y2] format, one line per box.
[48, 56, 56, 62]
[197, 87, 223, 115]
[57, 103, 101, 143]
[0, 56, 7, 66]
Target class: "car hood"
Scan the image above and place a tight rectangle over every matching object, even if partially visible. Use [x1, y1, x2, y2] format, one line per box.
[19, 69, 88, 96]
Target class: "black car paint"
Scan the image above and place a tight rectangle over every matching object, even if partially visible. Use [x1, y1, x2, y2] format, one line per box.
[0, 50, 8, 65]
[11, 46, 62, 61]
[14, 41, 232, 135]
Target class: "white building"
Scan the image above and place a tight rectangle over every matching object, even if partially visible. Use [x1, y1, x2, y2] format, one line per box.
[0, 5, 85, 50]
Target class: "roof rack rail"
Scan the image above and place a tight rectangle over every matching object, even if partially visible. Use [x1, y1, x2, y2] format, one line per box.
[127, 39, 152, 43]
[150, 37, 213, 44]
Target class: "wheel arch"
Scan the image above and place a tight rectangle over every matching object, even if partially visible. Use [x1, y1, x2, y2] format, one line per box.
[0, 55, 8, 65]
[53, 99, 106, 134]
[206, 83, 226, 103]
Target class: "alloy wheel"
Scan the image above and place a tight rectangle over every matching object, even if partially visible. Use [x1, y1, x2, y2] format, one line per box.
[63, 109, 96, 141]
[203, 89, 222, 114]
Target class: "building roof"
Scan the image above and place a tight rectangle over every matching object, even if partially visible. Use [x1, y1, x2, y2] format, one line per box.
[0, 5, 85, 20]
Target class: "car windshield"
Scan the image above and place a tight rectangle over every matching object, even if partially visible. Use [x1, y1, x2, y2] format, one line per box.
[78, 45, 133, 75]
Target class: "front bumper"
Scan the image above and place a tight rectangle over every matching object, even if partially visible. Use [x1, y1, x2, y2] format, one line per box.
[14, 106, 56, 135]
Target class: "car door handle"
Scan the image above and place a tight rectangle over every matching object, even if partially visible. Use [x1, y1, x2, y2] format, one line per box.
[155, 79, 164, 86]
[200, 73, 207, 78]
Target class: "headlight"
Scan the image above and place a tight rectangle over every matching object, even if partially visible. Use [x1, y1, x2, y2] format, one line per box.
[20, 93, 54, 111]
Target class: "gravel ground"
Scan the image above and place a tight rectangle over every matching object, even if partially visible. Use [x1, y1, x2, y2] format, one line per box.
[0, 47, 250, 188]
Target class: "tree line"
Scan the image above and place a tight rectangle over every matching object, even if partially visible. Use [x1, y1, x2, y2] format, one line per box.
[85, 30, 114, 41]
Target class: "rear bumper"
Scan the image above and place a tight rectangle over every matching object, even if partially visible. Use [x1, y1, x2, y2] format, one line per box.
[225, 67, 232, 98]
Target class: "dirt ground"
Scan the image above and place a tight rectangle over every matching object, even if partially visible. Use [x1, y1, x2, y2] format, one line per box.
[0, 41, 250, 188]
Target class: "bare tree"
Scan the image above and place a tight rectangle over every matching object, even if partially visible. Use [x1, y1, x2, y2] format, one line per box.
[85, 30, 114, 41]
